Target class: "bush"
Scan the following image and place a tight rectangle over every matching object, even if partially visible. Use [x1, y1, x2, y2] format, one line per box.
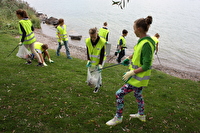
[0, 0, 41, 35]
[30, 15, 41, 29]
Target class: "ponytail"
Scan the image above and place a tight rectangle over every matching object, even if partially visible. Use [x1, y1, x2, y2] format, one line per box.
[16, 9, 29, 18]
[145, 16, 152, 25]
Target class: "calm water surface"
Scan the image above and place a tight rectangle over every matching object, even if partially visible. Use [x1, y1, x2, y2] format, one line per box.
[25, 0, 200, 74]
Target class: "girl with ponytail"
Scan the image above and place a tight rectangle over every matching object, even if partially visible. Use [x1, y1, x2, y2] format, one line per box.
[106, 16, 156, 126]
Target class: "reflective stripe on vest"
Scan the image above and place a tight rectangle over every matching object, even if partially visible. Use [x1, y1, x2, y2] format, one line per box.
[20, 32, 34, 37]
[127, 37, 155, 87]
[19, 19, 36, 45]
[56, 25, 68, 42]
[91, 60, 97, 64]
[23, 35, 35, 42]
[131, 75, 151, 81]
[130, 62, 152, 70]
[90, 55, 100, 59]
[85, 37, 106, 66]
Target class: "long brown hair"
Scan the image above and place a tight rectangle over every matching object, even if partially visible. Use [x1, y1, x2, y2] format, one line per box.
[16, 9, 29, 18]
[58, 18, 64, 25]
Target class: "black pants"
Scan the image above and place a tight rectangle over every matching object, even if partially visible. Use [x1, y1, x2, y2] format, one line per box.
[117, 50, 125, 63]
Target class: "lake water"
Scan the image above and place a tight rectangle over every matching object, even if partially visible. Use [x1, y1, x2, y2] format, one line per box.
[25, 0, 200, 74]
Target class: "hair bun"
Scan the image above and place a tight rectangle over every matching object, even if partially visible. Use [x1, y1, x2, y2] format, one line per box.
[145, 16, 152, 25]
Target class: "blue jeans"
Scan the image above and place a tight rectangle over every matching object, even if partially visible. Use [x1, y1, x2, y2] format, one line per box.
[56, 41, 71, 57]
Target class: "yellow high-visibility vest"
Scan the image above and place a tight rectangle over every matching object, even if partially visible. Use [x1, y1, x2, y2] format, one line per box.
[19, 19, 36, 45]
[56, 24, 68, 42]
[85, 37, 106, 66]
[98, 28, 109, 40]
[127, 37, 155, 87]
[34, 42, 43, 52]
[151, 36, 159, 44]
[118, 36, 126, 50]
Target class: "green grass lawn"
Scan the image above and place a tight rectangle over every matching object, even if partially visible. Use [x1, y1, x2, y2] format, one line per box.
[0, 34, 200, 133]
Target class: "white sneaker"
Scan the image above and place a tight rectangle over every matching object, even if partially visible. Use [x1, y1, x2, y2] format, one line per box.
[93, 87, 99, 93]
[130, 113, 146, 122]
[43, 62, 48, 66]
[106, 116, 123, 126]
[49, 59, 54, 63]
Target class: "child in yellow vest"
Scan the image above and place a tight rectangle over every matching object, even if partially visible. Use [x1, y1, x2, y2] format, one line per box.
[151, 33, 160, 55]
[34, 42, 54, 66]
[16, 9, 43, 66]
[106, 16, 155, 126]
[56, 18, 72, 59]
[85, 27, 106, 93]
[98, 22, 109, 42]
[116, 29, 128, 63]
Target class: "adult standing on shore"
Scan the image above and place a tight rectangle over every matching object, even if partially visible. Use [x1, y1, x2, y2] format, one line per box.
[86, 27, 106, 93]
[16, 9, 43, 66]
[98, 22, 109, 42]
[106, 16, 155, 126]
[56, 18, 72, 59]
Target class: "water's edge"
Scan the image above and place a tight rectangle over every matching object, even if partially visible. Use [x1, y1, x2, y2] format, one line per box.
[34, 25, 200, 81]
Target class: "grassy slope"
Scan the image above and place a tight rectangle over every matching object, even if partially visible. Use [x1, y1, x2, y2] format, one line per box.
[0, 34, 200, 133]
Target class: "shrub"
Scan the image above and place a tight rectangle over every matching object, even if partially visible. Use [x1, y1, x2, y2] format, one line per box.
[0, 0, 41, 35]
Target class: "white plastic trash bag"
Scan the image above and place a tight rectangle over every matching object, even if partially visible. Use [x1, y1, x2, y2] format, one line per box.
[105, 43, 111, 56]
[16, 45, 31, 59]
[87, 66, 100, 88]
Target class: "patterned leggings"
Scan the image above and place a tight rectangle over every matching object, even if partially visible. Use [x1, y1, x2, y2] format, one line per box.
[115, 84, 144, 118]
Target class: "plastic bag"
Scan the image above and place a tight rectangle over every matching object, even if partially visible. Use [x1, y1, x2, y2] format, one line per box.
[16, 45, 31, 59]
[87, 66, 101, 88]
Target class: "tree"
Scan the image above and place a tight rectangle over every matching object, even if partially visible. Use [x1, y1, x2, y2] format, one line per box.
[112, 0, 130, 9]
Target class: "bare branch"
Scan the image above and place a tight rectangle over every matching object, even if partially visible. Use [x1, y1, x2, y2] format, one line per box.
[112, 0, 129, 9]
